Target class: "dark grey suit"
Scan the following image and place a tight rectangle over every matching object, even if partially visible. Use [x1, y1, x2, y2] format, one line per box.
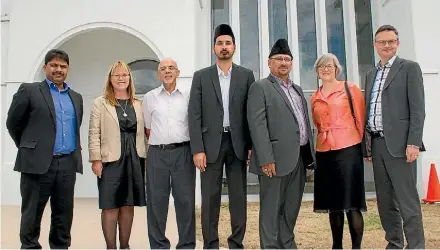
[363, 56, 425, 249]
[6, 81, 83, 249]
[247, 75, 315, 249]
[188, 63, 255, 249]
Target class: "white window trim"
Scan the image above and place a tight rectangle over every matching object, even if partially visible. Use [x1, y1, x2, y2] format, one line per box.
[343, 0, 360, 86]
[286, 0, 301, 85]
[315, 0, 328, 57]
[259, 0, 270, 78]
[230, 0, 241, 65]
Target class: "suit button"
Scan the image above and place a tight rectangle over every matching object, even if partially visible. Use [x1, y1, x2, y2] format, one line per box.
[219, 131, 222, 134]
[297, 131, 300, 135]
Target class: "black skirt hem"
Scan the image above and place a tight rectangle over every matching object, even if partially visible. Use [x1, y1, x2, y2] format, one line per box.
[100, 204, 146, 210]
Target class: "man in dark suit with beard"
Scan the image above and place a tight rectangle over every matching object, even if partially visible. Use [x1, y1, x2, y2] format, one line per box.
[188, 24, 255, 249]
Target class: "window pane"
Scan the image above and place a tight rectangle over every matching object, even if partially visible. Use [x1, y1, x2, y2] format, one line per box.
[355, 0, 374, 89]
[211, 0, 230, 64]
[268, 0, 288, 49]
[240, 0, 260, 80]
[129, 60, 161, 95]
[297, 0, 318, 90]
[326, 0, 347, 79]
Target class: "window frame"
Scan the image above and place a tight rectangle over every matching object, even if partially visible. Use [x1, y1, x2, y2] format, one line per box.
[127, 58, 161, 97]
[208, 0, 373, 90]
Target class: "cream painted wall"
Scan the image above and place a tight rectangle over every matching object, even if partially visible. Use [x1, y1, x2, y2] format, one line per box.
[2, 0, 204, 205]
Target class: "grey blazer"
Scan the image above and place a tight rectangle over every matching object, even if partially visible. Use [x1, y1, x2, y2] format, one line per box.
[363, 56, 426, 157]
[188, 64, 255, 163]
[247, 75, 315, 177]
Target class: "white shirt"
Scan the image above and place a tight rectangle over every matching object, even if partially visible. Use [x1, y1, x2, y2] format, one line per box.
[143, 83, 190, 145]
[217, 64, 231, 127]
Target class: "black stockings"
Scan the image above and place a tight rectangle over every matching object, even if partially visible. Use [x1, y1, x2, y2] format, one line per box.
[101, 206, 134, 249]
[329, 210, 364, 249]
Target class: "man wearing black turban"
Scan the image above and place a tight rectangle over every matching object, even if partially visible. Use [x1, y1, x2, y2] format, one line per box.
[188, 24, 256, 249]
[247, 38, 316, 249]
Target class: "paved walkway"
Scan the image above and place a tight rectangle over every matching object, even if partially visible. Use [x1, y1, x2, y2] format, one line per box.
[1, 198, 203, 249]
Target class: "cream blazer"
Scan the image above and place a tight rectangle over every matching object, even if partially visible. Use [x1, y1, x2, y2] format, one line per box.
[88, 95, 147, 163]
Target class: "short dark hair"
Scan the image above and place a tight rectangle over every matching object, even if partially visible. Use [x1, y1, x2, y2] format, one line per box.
[375, 25, 399, 37]
[44, 49, 69, 65]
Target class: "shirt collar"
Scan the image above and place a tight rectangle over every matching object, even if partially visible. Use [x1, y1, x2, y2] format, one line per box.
[376, 55, 397, 69]
[270, 73, 293, 87]
[156, 83, 182, 96]
[216, 64, 232, 78]
[46, 79, 70, 92]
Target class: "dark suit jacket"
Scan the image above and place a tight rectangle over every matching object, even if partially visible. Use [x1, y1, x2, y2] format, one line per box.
[6, 80, 84, 174]
[188, 64, 255, 163]
[362, 56, 425, 158]
[247, 75, 315, 176]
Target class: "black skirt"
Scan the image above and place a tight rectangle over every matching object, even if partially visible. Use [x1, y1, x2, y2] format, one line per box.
[313, 143, 367, 212]
[98, 100, 146, 209]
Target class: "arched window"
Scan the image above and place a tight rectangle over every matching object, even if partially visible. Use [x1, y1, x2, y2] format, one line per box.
[128, 59, 161, 95]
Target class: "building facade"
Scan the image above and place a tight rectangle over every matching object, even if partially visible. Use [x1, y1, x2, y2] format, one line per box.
[1, 0, 439, 205]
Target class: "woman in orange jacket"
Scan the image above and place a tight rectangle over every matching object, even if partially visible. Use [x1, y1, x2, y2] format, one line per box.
[311, 53, 366, 249]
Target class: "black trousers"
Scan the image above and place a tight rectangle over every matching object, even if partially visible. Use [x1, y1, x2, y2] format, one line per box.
[146, 144, 196, 249]
[201, 132, 247, 249]
[258, 158, 306, 249]
[20, 154, 77, 249]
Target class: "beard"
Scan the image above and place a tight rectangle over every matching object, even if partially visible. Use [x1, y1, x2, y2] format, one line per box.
[216, 50, 234, 60]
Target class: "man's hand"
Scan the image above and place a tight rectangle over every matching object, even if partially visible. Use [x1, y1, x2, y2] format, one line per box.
[364, 157, 372, 163]
[406, 146, 420, 163]
[92, 160, 103, 178]
[145, 128, 150, 139]
[261, 163, 276, 177]
[246, 150, 252, 167]
[193, 152, 207, 172]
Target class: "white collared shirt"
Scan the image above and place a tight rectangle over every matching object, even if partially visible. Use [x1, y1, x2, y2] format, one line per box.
[143, 83, 190, 145]
[217, 64, 231, 127]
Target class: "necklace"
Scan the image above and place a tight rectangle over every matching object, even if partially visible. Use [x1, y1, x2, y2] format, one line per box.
[116, 99, 128, 117]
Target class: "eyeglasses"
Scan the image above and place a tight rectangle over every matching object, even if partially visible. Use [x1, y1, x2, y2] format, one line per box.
[111, 74, 130, 78]
[159, 66, 178, 72]
[375, 39, 398, 46]
[318, 65, 335, 70]
[270, 57, 292, 62]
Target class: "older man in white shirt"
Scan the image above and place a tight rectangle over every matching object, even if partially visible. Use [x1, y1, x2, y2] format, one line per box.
[143, 58, 195, 249]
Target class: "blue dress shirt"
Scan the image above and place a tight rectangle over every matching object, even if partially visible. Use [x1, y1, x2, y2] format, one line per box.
[46, 79, 77, 155]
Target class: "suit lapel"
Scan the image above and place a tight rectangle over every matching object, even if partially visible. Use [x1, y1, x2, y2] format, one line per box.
[104, 99, 119, 126]
[68, 91, 81, 129]
[209, 66, 223, 106]
[383, 57, 403, 90]
[229, 64, 239, 104]
[39, 81, 56, 128]
[268, 75, 296, 117]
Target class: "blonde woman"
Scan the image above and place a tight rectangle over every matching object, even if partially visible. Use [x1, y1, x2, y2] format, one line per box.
[311, 53, 366, 249]
[88, 61, 147, 249]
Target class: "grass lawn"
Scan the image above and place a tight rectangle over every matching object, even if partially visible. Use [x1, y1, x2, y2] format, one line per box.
[195, 199, 440, 249]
